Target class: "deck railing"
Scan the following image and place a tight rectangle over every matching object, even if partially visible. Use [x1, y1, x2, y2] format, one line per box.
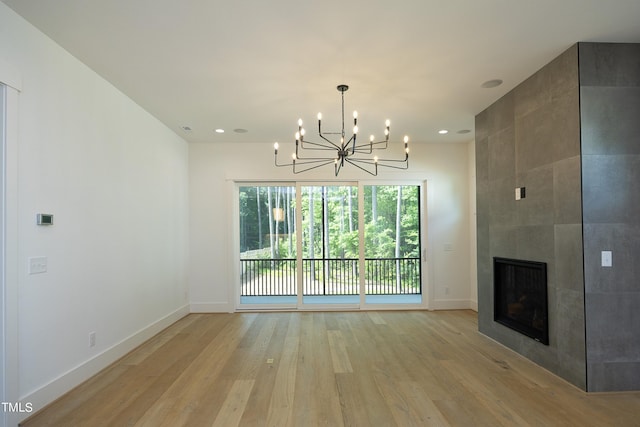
[240, 257, 421, 296]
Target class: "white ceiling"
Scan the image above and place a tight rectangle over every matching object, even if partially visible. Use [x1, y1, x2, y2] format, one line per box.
[3, 0, 640, 145]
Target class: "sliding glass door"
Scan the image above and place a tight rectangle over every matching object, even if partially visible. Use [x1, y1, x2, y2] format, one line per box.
[238, 182, 422, 308]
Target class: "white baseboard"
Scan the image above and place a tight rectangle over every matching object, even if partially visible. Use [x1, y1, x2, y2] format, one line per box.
[430, 298, 475, 311]
[190, 300, 475, 313]
[20, 304, 190, 422]
[190, 302, 233, 313]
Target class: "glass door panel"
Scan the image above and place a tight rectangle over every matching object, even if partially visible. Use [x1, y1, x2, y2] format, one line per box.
[301, 185, 359, 304]
[239, 185, 297, 305]
[363, 185, 422, 303]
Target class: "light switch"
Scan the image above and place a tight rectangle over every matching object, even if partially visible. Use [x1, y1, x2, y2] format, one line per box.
[28, 256, 48, 274]
[601, 251, 612, 267]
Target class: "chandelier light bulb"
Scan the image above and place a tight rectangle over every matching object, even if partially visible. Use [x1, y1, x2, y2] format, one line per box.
[385, 119, 391, 127]
[295, 131, 300, 141]
[353, 125, 359, 134]
[374, 156, 379, 163]
[404, 135, 409, 143]
[317, 113, 322, 121]
[300, 128, 306, 136]
[370, 135, 375, 142]
[274, 142, 279, 151]
[353, 111, 358, 119]
[298, 118, 303, 127]
[292, 153, 297, 160]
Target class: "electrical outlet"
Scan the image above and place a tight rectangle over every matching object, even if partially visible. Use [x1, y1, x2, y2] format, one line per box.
[89, 332, 96, 348]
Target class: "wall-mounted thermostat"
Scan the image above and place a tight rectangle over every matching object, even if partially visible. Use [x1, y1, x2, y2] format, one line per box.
[37, 213, 54, 225]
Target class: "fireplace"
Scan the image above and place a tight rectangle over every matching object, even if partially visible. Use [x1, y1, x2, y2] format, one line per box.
[494, 257, 549, 345]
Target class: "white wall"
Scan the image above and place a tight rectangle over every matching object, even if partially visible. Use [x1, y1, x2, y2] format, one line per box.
[1, 1, 476, 420]
[189, 140, 473, 311]
[0, 3, 190, 422]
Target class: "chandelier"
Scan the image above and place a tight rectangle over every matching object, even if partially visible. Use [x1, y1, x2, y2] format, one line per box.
[273, 84, 409, 176]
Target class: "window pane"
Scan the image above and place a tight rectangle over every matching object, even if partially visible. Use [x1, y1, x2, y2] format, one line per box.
[364, 185, 421, 295]
[301, 186, 359, 296]
[239, 185, 296, 297]
[239, 186, 296, 257]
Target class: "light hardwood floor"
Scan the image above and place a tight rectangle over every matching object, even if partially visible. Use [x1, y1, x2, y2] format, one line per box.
[21, 311, 640, 426]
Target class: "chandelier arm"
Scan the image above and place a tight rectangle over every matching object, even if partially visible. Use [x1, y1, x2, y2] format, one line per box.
[344, 158, 377, 176]
[368, 159, 409, 166]
[346, 157, 377, 165]
[345, 134, 356, 146]
[317, 134, 342, 150]
[348, 156, 409, 169]
[295, 155, 340, 161]
[351, 139, 389, 152]
[358, 155, 409, 163]
[276, 153, 338, 168]
[375, 159, 410, 170]
[274, 155, 294, 167]
[369, 140, 390, 149]
[301, 139, 341, 151]
[377, 153, 409, 163]
[297, 149, 341, 156]
[376, 161, 410, 170]
[293, 158, 338, 166]
[293, 159, 336, 174]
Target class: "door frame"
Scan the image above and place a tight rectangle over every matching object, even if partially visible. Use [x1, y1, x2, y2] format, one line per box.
[232, 180, 429, 311]
[1, 77, 22, 426]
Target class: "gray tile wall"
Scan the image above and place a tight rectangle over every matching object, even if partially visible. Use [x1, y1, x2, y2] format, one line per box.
[477, 42, 640, 392]
[579, 42, 640, 392]
[476, 45, 586, 389]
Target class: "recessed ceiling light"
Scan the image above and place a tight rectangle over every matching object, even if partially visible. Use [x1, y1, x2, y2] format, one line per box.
[215, 128, 225, 133]
[234, 128, 248, 133]
[457, 129, 471, 134]
[438, 129, 449, 135]
[481, 79, 503, 89]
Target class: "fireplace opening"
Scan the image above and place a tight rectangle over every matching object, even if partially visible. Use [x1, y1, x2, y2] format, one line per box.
[494, 257, 549, 345]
